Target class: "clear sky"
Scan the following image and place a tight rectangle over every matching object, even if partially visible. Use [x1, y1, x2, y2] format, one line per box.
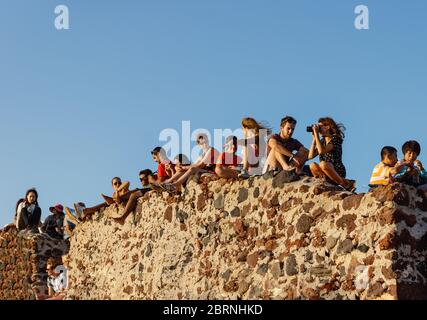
[1, 0, 426, 227]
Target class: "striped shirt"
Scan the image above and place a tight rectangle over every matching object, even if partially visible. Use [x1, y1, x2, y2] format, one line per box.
[369, 162, 393, 186]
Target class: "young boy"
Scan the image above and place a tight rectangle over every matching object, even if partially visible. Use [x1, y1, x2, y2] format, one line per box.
[394, 140, 427, 187]
[369, 146, 401, 187]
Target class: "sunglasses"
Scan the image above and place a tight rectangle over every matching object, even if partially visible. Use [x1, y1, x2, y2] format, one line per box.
[113, 181, 121, 186]
[139, 176, 147, 182]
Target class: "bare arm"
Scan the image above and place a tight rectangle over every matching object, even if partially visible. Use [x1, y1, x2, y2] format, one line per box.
[268, 137, 293, 158]
[193, 148, 214, 169]
[118, 181, 130, 192]
[308, 136, 318, 160]
[312, 126, 334, 155]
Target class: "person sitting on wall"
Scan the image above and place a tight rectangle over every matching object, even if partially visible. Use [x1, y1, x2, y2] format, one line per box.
[215, 136, 243, 179]
[41, 204, 65, 240]
[238, 117, 272, 177]
[44, 257, 67, 300]
[393, 140, 427, 186]
[65, 177, 131, 223]
[264, 116, 308, 174]
[153, 133, 220, 193]
[369, 146, 407, 189]
[151, 146, 175, 183]
[111, 169, 154, 225]
[15, 188, 42, 234]
[164, 154, 192, 184]
[308, 117, 356, 192]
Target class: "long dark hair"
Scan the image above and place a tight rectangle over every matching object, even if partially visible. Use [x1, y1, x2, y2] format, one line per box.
[25, 188, 39, 205]
[318, 117, 346, 139]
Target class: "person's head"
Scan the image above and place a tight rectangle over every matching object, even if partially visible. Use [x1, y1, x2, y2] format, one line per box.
[242, 117, 272, 137]
[280, 116, 297, 139]
[49, 204, 64, 215]
[317, 117, 346, 139]
[139, 169, 153, 187]
[174, 154, 191, 166]
[381, 146, 398, 166]
[111, 177, 122, 190]
[402, 140, 421, 162]
[46, 257, 60, 277]
[225, 136, 238, 153]
[151, 146, 166, 163]
[25, 188, 38, 205]
[196, 133, 210, 149]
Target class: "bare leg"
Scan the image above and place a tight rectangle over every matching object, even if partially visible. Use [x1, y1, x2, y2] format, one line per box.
[310, 162, 327, 179]
[172, 167, 202, 188]
[266, 149, 280, 171]
[274, 151, 294, 170]
[83, 203, 108, 218]
[113, 190, 142, 225]
[318, 161, 348, 186]
[215, 166, 239, 179]
[266, 145, 293, 170]
[166, 170, 187, 184]
[101, 194, 114, 205]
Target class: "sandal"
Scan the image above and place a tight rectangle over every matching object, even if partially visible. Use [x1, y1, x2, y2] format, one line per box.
[343, 180, 357, 193]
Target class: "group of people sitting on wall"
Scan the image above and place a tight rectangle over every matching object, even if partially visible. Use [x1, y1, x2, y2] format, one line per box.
[12, 115, 427, 235]
[369, 141, 427, 193]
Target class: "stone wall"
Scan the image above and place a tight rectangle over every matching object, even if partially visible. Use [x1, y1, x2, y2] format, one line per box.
[0, 225, 69, 300]
[65, 173, 427, 300]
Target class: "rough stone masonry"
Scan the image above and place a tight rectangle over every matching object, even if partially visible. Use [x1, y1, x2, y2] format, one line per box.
[0, 226, 69, 300]
[64, 173, 427, 300]
[2, 172, 427, 300]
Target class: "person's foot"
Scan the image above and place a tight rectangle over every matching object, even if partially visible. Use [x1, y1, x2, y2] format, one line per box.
[343, 179, 357, 193]
[65, 207, 80, 226]
[101, 194, 115, 205]
[113, 215, 127, 226]
[238, 170, 251, 179]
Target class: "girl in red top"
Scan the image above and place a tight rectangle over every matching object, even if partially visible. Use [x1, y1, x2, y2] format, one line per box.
[215, 136, 242, 179]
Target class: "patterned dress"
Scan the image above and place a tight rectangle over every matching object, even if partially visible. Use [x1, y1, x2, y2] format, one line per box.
[319, 136, 346, 178]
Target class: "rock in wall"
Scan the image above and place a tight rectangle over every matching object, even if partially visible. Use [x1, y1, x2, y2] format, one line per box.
[0, 225, 69, 300]
[66, 173, 427, 300]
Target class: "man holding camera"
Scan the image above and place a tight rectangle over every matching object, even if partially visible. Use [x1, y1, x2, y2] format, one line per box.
[265, 116, 308, 174]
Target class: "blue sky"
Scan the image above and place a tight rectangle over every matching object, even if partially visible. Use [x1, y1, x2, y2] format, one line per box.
[1, 0, 426, 227]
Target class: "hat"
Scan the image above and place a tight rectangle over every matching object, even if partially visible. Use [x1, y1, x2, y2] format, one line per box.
[49, 204, 64, 214]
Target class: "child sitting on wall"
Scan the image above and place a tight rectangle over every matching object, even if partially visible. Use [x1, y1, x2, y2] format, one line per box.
[394, 140, 427, 187]
[369, 146, 406, 188]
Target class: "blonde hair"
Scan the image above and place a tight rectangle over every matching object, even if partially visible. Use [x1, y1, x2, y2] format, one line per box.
[241, 117, 272, 136]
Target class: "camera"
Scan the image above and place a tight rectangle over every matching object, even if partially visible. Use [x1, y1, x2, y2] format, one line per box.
[306, 126, 314, 133]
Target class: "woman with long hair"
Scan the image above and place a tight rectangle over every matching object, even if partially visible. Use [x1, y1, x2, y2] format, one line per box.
[308, 117, 355, 192]
[240, 117, 272, 176]
[15, 188, 42, 232]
